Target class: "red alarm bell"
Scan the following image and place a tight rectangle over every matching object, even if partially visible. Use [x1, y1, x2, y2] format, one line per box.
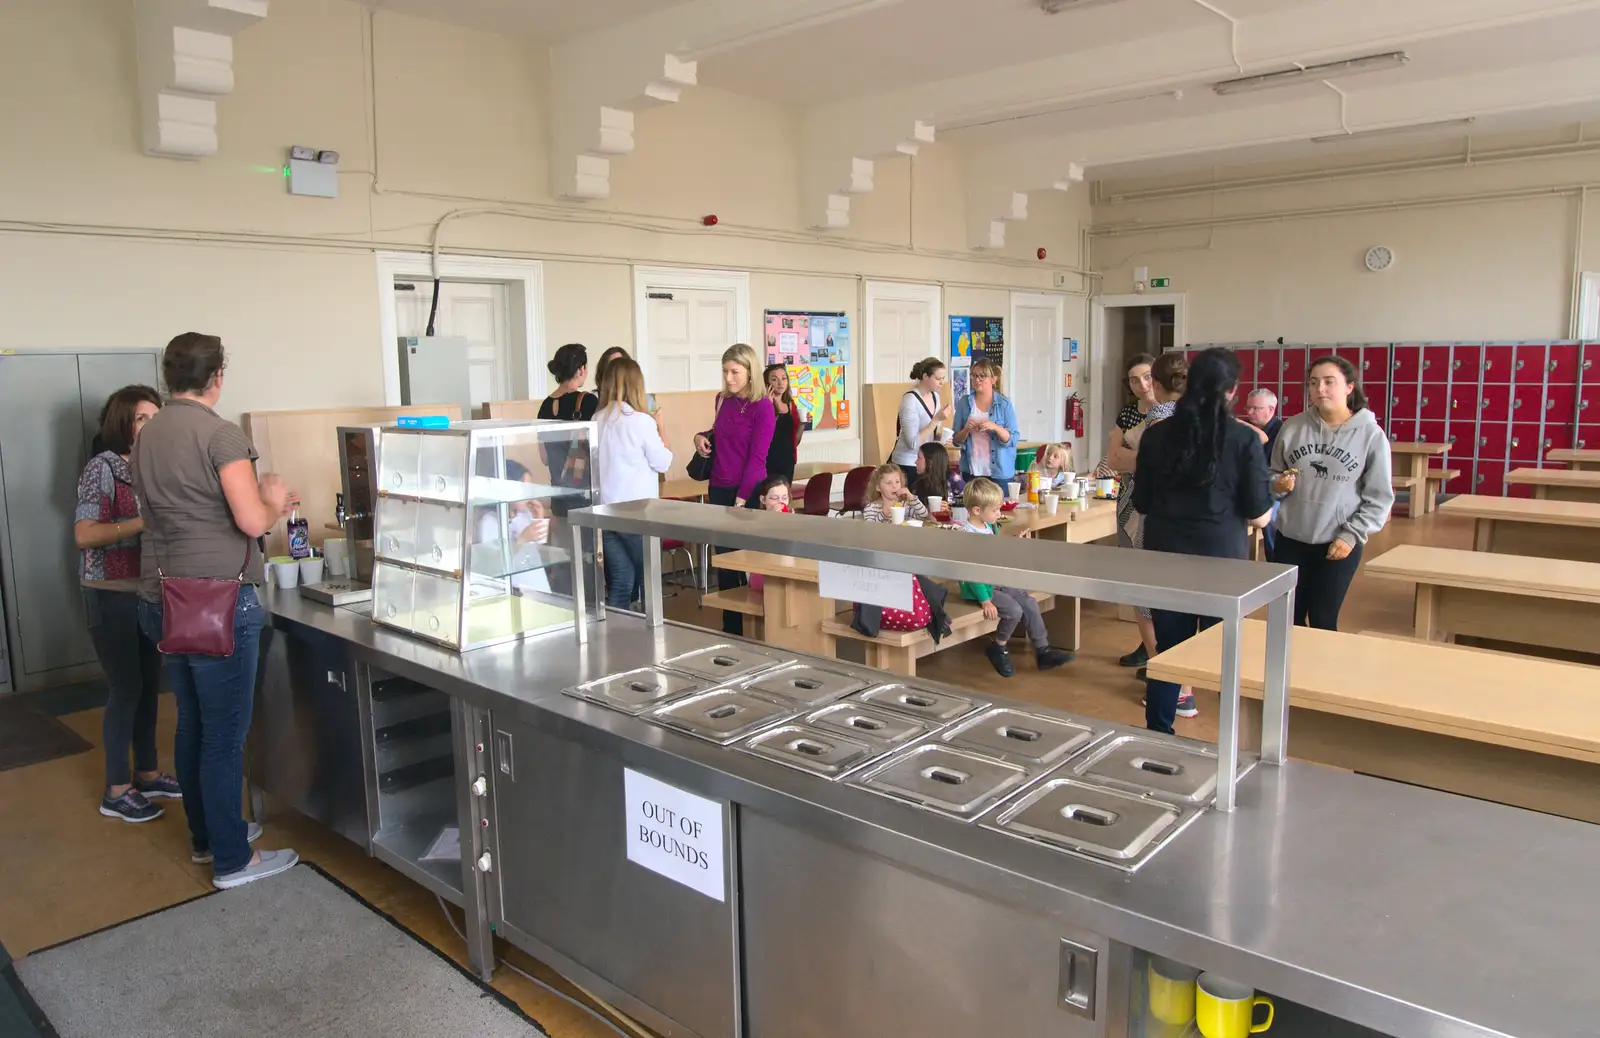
[1037, 247, 1047, 260]
[703, 214, 719, 226]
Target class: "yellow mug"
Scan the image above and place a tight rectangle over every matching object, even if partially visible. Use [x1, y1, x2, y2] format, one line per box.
[1147, 957, 1198, 1026]
[1196, 973, 1274, 1038]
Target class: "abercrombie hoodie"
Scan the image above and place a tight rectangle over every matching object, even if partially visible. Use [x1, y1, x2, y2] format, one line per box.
[1270, 407, 1395, 547]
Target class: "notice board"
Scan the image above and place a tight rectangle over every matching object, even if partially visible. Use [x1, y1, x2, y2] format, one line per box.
[763, 310, 851, 431]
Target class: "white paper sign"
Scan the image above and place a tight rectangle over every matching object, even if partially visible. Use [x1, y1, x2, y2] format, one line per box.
[623, 769, 725, 901]
[817, 561, 914, 611]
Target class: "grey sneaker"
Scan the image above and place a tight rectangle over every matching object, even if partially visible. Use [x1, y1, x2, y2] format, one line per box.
[100, 789, 162, 823]
[213, 847, 299, 890]
[192, 822, 264, 864]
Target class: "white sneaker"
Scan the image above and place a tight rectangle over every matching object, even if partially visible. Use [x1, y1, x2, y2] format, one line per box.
[212, 847, 298, 890]
[191, 822, 263, 864]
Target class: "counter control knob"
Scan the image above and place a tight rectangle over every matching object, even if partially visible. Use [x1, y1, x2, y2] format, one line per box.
[472, 777, 487, 797]
[477, 852, 493, 874]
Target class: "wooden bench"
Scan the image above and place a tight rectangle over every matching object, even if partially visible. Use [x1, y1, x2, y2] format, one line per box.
[701, 586, 766, 639]
[1438, 493, 1600, 562]
[824, 590, 1057, 677]
[1146, 620, 1600, 824]
[1363, 544, 1600, 657]
[1390, 473, 1423, 516]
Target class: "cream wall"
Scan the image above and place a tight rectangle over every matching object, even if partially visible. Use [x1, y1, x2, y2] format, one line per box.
[0, 0, 1091, 441]
[1090, 129, 1600, 345]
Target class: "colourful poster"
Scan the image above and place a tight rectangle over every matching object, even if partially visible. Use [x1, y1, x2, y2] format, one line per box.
[764, 312, 810, 366]
[787, 363, 849, 431]
[951, 366, 971, 400]
[951, 316, 1003, 367]
[949, 316, 973, 367]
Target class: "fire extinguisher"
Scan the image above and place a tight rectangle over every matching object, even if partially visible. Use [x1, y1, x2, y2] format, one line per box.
[1066, 393, 1085, 438]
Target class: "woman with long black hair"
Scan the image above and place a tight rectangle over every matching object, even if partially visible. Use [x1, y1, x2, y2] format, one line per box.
[763, 363, 803, 484]
[1133, 348, 1273, 734]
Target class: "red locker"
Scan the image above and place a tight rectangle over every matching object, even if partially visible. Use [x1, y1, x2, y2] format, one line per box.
[1419, 388, 1446, 421]
[1482, 344, 1514, 383]
[1418, 420, 1447, 444]
[1480, 384, 1511, 422]
[1475, 463, 1506, 498]
[1280, 347, 1307, 384]
[1233, 384, 1252, 415]
[1445, 466, 1474, 496]
[1388, 420, 1417, 443]
[1389, 385, 1418, 421]
[1364, 387, 1386, 426]
[1514, 344, 1547, 382]
[1578, 424, 1600, 450]
[1450, 344, 1483, 381]
[1391, 344, 1422, 381]
[1579, 380, 1600, 420]
[1255, 347, 1281, 386]
[1510, 424, 1543, 462]
[1512, 382, 1544, 420]
[1234, 348, 1257, 382]
[1508, 482, 1536, 499]
[1280, 383, 1305, 417]
[1476, 422, 1509, 460]
[1544, 383, 1577, 425]
[1359, 344, 1389, 379]
[1544, 424, 1574, 453]
[1421, 345, 1452, 382]
[1331, 344, 1361, 366]
[1449, 382, 1481, 419]
[1547, 343, 1580, 382]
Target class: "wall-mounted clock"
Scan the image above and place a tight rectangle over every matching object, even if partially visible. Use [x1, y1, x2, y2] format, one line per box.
[1364, 245, 1395, 272]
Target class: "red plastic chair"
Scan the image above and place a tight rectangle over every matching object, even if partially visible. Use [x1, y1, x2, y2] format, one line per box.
[801, 471, 834, 516]
[838, 466, 873, 516]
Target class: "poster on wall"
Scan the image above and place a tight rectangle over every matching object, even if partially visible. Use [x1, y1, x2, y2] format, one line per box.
[950, 316, 1004, 367]
[764, 310, 851, 431]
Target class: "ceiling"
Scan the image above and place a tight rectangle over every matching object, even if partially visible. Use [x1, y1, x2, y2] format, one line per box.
[367, 0, 685, 44]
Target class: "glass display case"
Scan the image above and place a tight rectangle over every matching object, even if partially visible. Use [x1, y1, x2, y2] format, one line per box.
[369, 418, 597, 651]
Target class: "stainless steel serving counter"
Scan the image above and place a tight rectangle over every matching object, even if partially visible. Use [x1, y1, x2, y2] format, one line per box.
[263, 588, 1600, 1038]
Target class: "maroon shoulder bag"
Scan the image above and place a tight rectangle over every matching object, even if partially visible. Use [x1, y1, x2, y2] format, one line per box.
[157, 539, 250, 658]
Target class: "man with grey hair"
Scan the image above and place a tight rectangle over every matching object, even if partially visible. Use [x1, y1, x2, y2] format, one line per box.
[1245, 388, 1283, 553]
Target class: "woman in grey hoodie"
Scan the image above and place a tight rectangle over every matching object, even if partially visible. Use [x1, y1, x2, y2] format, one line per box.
[1269, 356, 1395, 630]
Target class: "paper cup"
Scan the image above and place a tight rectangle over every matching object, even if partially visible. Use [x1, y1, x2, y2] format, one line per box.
[270, 557, 300, 589]
[926, 495, 945, 514]
[952, 506, 969, 524]
[323, 538, 349, 576]
[939, 428, 955, 445]
[1007, 481, 1021, 500]
[1060, 471, 1076, 486]
[889, 504, 906, 524]
[1040, 493, 1058, 516]
[298, 557, 324, 584]
[1061, 480, 1082, 501]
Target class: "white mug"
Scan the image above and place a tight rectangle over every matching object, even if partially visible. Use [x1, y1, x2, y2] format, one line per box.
[926, 495, 945, 514]
[889, 503, 906, 524]
[1059, 470, 1076, 486]
[298, 556, 324, 585]
[271, 559, 300, 589]
[1061, 480, 1082, 501]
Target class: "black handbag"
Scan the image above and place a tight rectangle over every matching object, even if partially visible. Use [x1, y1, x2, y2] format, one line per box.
[687, 434, 715, 481]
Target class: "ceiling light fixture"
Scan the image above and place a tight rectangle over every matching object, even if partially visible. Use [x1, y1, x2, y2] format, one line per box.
[1310, 117, 1476, 144]
[1039, 0, 1125, 14]
[1212, 51, 1408, 96]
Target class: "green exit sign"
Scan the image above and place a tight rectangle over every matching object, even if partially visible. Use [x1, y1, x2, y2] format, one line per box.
[1149, 277, 1171, 288]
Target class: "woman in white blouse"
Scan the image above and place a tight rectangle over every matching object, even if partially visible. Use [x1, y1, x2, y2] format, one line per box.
[593, 355, 673, 609]
[889, 358, 952, 484]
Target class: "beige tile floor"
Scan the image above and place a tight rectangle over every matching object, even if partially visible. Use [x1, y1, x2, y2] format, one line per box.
[0, 510, 1469, 1036]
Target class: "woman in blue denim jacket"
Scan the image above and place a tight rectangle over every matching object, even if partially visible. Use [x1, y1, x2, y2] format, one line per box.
[951, 359, 1022, 485]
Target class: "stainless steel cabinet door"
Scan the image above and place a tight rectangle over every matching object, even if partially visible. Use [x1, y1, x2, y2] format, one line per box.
[0, 353, 99, 686]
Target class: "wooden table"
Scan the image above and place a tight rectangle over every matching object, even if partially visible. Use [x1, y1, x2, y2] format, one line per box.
[1363, 544, 1600, 656]
[1438, 494, 1600, 562]
[1506, 466, 1600, 504]
[659, 478, 708, 501]
[1146, 620, 1600, 824]
[793, 461, 856, 480]
[1387, 442, 1451, 514]
[998, 498, 1117, 542]
[1547, 448, 1600, 471]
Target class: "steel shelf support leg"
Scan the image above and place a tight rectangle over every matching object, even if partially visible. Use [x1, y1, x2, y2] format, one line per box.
[1261, 590, 1294, 765]
[1215, 614, 1243, 812]
[643, 535, 664, 627]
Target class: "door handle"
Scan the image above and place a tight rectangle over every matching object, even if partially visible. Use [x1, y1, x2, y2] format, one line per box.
[1057, 938, 1098, 1019]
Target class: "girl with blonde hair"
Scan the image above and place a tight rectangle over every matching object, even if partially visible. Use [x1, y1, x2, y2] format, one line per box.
[594, 356, 673, 609]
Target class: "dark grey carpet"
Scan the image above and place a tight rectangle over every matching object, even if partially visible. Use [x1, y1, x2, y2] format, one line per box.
[0, 698, 91, 772]
[15, 865, 546, 1038]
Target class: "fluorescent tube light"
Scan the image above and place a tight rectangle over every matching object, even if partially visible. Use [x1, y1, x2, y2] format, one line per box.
[1310, 117, 1476, 144]
[1212, 51, 1408, 96]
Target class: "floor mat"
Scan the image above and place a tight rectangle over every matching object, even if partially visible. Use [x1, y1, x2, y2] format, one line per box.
[15, 864, 547, 1038]
[0, 698, 92, 772]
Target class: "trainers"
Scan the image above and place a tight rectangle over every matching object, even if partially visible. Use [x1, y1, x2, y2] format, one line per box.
[1119, 644, 1149, 667]
[1036, 647, 1075, 670]
[191, 822, 264, 864]
[212, 847, 299, 890]
[100, 789, 162, 823]
[133, 773, 182, 799]
[985, 642, 1015, 678]
[1176, 693, 1199, 719]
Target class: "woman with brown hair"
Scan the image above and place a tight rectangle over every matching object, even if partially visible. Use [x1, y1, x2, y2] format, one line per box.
[952, 358, 1020, 488]
[763, 363, 803, 484]
[891, 358, 952, 484]
[76, 385, 171, 823]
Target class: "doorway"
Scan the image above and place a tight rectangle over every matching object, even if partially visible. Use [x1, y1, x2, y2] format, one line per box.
[393, 279, 512, 414]
[1008, 292, 1066, 443]
[632, 267, 750, 393]
[1087, 293, 1185, 470]
[864, 281, 941, 385]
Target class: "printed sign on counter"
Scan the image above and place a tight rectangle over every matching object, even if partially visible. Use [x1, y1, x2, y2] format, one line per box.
[623, 769, 725, 901]
[817, 562, 913, 611]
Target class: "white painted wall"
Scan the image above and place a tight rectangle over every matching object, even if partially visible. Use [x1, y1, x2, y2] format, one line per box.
[0, 0, 1092, 438]
[1090, 129, 1600, 344]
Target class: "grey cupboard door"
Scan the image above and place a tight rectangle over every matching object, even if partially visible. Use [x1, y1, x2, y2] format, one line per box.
[76, 352, 161, 452]
[0, 354, 99, 685]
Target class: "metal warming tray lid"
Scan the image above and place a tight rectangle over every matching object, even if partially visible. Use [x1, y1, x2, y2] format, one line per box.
[648, 687, 795, 744]
[984, 778, 1191, 870]
[659, 643, 790, 682]
[1071, 735, 1219, 806]
[940, 708, 1099, 767]
[853, 743, 1032, 819]
[738, 725, 884, 779]
[853, 683, 988, 724]
[803, 702, 934, 748]
[740, 663, 871, 709]
[564, 667, 707, 715]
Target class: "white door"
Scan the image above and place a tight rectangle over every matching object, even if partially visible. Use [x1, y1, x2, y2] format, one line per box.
[395, 279, 511, 410]
[1009, 297, 1060, 443]
[644, 287, 738, 392]
[869, 297, 934, 385]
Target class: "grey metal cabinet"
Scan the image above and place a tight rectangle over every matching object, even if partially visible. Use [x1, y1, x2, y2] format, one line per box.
[0, 349, 160, 692]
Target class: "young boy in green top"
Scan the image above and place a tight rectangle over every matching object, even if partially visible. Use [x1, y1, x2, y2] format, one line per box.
[957, 478, 1074, 678]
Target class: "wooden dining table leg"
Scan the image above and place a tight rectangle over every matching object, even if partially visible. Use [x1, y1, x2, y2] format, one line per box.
[1472, 518, 1493, 552]
[1413, 583, 1441, 642]
[1410, 455, 1431, 514]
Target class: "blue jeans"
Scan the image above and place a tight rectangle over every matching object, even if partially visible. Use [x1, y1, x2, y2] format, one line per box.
[603, 531, 644, 610]
[138, 586, 265, 875]
[1144, 611, 1219, 734]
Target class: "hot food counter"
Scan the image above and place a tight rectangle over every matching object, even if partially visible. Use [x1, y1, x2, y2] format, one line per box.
[254, 500, 1600, 1038]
